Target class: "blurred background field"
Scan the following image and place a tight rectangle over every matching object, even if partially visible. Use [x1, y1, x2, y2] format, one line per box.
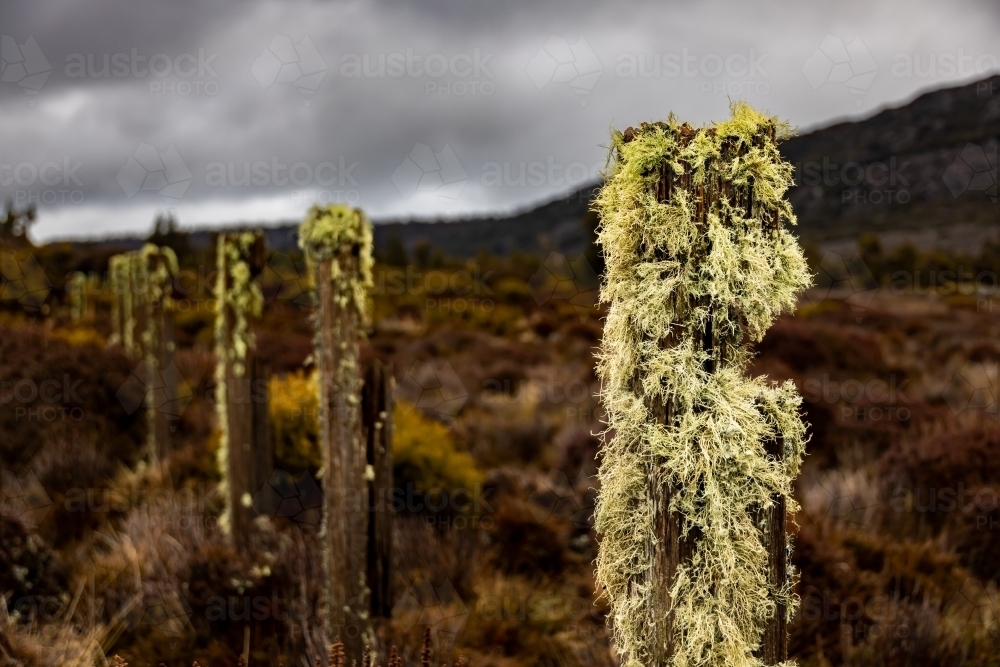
[0, 75, 998, 667]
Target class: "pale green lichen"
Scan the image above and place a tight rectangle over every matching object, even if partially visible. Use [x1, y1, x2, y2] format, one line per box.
[299, 203, 374, 324]
[214, 232, 264, 536]
[593, 102, 812, 667]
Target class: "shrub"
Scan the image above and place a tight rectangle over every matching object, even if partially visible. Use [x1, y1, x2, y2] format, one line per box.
[269, 370, 320, 472]
[394, 400, 482, 500]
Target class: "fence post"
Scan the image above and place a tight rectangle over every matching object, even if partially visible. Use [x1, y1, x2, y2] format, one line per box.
[214, 231, 268, 544]
[129, 251, 149, 360]
[108, 254, 133, 352]
[363, 359, 394, 619]
[299, 204, 374, 657]
[68, 271, 87, 322]
[142, 245, 179, 461]
[593, 104, 812, 666]
[109, 246, 180, 461]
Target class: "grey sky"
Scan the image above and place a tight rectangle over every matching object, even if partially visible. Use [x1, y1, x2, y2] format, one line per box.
[1, 0, 997, 242]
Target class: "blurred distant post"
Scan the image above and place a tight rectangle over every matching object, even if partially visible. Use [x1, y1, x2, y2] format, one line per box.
[299, 205, 374, 656]
[108, 244, 182, 461]
[144, 245, 180, 460]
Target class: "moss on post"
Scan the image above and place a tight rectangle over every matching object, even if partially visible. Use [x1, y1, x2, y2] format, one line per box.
[593, 103, 812, 667]
[299, 204, 373, 656]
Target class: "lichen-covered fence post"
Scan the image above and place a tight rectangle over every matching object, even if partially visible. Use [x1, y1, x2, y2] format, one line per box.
[128, 250, 150, 360]
[215, 231, 269, 544]
[299, 204, 374, 656]
[593, 103, 812, 667]
[68, 271, 87, 322]
[142, 244, 180, 461]
[362, 358, 394, 619]
[108, 254, 134, 352]
[108, 246, 180, 461]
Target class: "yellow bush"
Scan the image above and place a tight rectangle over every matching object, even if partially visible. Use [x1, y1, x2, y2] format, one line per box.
[269, 370, 320, 471]
[268, 375, 482, 500]
[51, 326, 106, 347]
[393, 400, 482, 496]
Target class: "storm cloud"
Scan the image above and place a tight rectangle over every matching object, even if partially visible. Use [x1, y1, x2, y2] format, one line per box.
[1, 0, 997, 241]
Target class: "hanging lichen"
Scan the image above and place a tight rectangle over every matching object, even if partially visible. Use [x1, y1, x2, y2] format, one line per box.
[593, 102, 812, 667]
[214, 232, 264, 536]
[299, 203, 374, 432]
[299, 203, 373, 326]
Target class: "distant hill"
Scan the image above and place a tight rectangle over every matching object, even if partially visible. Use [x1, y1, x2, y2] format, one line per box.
[780, 73, 999, 242]
[65, 75, 999, 259]
[370, 74, 999, 258]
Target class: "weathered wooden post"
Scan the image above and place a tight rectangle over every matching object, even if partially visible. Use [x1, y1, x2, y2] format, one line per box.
[142, 244, 180, 461]
[363, 359, 394, 619]
[129, 250, 149, 360]
[214, 231, 269, 544]
[593, 104, 812, 667]
[299, 204, 374, 656]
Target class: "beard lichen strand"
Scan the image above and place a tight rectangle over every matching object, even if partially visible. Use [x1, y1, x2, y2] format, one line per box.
[593, 102, 812, 667]
[213, 232, 264, 536]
